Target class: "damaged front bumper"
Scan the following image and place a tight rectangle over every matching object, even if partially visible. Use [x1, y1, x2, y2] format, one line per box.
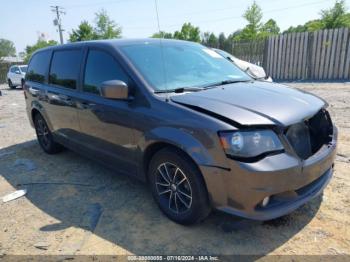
[200, 126, 337, 221]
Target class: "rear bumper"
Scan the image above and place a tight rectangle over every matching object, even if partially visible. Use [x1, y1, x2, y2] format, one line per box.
[200, 127, 337, 221]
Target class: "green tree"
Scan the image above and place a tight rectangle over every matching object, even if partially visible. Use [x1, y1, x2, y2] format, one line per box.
[201, 31, 210, 45]
[320, 0, 350, 28]
[94, 9, 122, 39]
[261, 19, 280, 35]
[24, 39, 58, 63]
[0, 38, 16, 59]
[218, 33, 226, 49]
[284, 1, 350, 33]
[69, 9, 122, 42]
[237, 1, 263, 40]
[207, 33, 218, 47]
[173, 23, 201, 42]
[69, 21, 96, 42]
[151, 31, 173, 39]
[305, 20, 324, 31]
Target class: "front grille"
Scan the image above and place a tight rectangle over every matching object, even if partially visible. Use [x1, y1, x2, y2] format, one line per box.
[286, 109, 333, 159]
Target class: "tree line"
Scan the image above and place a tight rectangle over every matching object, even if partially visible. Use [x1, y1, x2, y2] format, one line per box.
[0, 0, 349, 63]
[151, 0, 350, 48]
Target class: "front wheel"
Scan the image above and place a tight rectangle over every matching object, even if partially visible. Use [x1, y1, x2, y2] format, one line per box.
[8, 79, 15, 89]
[34, 113, 63, 154]
[148, 147, 211, 225]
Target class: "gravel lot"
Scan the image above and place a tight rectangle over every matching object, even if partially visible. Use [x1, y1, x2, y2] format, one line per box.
[0, 82, 349, 257]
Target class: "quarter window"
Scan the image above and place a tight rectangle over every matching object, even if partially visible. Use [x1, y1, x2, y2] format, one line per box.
[26, 51, 51, 83]
[83, 50, 129, 95]
[49, 50, 82, 89]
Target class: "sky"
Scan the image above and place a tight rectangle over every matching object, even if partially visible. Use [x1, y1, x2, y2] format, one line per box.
[1, 0, 349, 54]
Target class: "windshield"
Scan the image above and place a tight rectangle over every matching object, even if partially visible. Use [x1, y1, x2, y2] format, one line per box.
[120, 42, 251, 91]
[20, 66, 27, 73]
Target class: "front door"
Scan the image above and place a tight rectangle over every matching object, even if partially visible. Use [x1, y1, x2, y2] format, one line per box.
[77, 48, 138, 175]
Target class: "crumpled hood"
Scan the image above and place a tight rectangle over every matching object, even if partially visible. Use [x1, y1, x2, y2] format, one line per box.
[170, 81, 325, 127]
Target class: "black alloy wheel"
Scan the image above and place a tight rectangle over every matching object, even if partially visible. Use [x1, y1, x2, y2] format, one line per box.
[148, 147, 211, 225]
[34, 113, 63, 154]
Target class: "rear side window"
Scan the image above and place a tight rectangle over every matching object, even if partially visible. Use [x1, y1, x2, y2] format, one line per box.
[26, 51, 51, 83]
[83, 50, 129, 95]
[49, 49, 82, 89]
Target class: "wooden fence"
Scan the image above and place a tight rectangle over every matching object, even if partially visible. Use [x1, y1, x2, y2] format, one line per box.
[231, 28, 350, 81]
[231, 39, 265, 66]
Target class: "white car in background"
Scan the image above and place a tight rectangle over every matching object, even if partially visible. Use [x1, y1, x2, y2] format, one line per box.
[7, 65, 27, 89]
[213, 48, 273, 82]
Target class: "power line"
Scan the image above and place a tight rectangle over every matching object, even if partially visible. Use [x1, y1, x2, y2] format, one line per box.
[51, 5, 66, 44]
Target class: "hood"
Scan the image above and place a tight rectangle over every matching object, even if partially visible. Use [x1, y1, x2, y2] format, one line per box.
[170, 81, 325, 127]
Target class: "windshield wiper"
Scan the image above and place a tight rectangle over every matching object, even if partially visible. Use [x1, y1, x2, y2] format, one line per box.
[154, 79, 251, 94]
[154, 87, 205, 94]
[201, 79, 252, 89]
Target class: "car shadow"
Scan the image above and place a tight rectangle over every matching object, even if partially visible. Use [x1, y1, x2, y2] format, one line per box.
[0, 140, 322, 255]
[7, 87, 23, 91]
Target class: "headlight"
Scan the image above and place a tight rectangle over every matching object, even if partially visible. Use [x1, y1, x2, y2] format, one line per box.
[219, 130, 284, 159]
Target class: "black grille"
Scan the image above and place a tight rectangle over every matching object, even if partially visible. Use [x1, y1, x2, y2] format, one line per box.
[286, 109, 333, 159]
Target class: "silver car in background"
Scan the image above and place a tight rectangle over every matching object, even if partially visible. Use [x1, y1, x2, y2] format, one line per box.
[213, 48, 273, 82]
[7, 65, 27, 89]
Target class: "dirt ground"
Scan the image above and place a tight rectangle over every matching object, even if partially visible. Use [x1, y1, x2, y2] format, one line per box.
[0, 82, 349, 257]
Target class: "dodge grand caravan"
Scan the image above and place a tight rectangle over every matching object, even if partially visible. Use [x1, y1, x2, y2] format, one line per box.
[24, 39, 337, 225]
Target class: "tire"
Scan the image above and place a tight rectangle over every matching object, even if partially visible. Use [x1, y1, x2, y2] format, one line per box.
[148, 147, 211, 225]
[21, 79, 25, 89]
[34, 113, 63, 154]
[8, 79, 15, 89]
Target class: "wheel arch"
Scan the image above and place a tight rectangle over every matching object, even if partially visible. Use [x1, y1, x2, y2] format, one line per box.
[30, 104, 54, 131]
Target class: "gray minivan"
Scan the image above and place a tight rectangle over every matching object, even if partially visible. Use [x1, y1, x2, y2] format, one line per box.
[24, 39, 337, 225]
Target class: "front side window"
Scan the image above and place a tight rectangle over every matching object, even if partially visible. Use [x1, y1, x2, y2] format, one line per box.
[10, 67, 18, 73]
[26, 51, 51, 83]
[83, 50, 129, 95]
[49, 49, 82, 89]
[120, 42, 251, 91]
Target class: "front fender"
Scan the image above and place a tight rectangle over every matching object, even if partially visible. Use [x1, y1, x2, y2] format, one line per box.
[140, 126, 215, 167]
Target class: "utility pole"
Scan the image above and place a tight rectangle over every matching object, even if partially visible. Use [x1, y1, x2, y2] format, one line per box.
[51, 5, 65, 44]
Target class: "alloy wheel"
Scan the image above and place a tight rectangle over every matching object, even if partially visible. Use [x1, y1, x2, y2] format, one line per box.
[36, 118, 50, 148]
[155, 162, 193, 214]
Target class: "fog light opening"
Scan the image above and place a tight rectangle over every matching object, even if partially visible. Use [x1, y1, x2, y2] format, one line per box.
[261, 196, 270, 207]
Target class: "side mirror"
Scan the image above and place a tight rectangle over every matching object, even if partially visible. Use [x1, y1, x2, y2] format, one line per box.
[15, 70, 21, 74]
[100, 80, 128, 100]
